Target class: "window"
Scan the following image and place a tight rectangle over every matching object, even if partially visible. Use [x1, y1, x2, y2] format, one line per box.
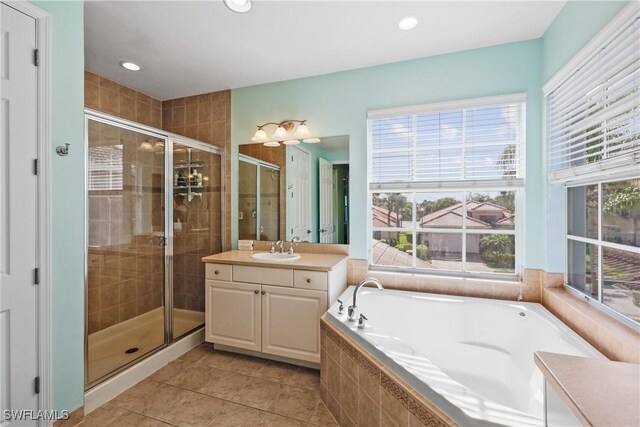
[88, 144, 123, 191]
[546, 5, 639, 181]
[546, 4, 640, 326]
[566, 178, 640, 324]
[368, 95, 525, 278]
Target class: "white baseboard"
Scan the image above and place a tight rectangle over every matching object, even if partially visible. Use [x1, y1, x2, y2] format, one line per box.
[84, 328, 204, 414]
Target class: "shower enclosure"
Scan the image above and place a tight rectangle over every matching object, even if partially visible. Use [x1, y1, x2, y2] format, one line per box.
[85, 112, 223, 387]
[238, 155, 280, 241]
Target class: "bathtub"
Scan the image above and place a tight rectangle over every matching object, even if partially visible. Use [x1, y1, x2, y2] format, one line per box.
[324, 286, 605, 426]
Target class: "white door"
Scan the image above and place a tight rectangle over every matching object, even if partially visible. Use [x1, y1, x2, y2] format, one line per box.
[318, 158, 334, 244]
[261, 285, 326, 363]
[0, 4, 39, 425]
[288, 147, 312, 241]
[205, 280, 261, 351]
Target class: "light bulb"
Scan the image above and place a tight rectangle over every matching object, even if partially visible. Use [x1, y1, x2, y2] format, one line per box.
[273, 126, 288, 141]
[283, 139, 300, 145]
[264, 141, 280, 147]
[303, 138, 321, 144]
[224, 0, 252, 13]
[251, 128, 268, 143]
[293, 123, 312, 139]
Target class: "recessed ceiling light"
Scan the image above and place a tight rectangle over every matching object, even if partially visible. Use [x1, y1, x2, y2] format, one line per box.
[120, 62, 141, 71]
[224, 0, 252, 13]
[399, 17, 418, 31]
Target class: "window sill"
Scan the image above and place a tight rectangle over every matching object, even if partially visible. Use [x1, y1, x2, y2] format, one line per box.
[542, 287, 640, 363]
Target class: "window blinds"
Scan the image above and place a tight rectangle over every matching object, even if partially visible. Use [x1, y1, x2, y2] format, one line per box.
[88, 144, 123, 191]
[368, 99, 525, 187]
[547, 8, 640, 181]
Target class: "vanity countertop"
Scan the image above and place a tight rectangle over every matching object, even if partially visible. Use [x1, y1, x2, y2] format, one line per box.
[534, 351, 639, 427]
[202, 250, 348, 272]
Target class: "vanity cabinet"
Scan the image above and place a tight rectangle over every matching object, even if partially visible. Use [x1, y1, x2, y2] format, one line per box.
[203, 259, 346, 364]
[205, 280, 261, 351]
[261, 285, 327, 362]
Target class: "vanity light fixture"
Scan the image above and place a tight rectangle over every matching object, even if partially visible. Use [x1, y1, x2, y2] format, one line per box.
[251, 119, 320, 147]
[224, 0, 252, 13]
[398, 16, 418, 31]
[120, 61, 141, 71]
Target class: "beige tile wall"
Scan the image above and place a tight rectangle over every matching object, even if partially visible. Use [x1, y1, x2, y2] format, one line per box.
[162, 92, 232, 251]
[320, 318, 455, 427]
[85, 70, 231, 330]
[85, 70, 161, 128]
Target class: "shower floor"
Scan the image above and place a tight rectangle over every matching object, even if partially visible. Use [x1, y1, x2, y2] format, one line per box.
[87, 307, 204, 385]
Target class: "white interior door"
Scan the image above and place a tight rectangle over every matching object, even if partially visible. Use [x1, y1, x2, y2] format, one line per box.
[318, 158, 334, 244]
[0, 3, 40, 425]
[288, 146, 312, 241]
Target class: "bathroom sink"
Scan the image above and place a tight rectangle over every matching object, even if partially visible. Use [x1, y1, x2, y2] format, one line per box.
[251, 252, 301, 262]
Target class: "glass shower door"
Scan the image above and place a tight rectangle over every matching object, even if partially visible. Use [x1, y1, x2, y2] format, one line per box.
[86, 118, 167, 385]
[171, 142, 222, 339]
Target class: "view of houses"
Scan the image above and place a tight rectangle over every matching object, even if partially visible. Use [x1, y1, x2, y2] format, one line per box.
[371, 192, 516, 273]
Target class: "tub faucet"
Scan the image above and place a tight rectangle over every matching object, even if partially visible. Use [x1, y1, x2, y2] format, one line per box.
[348, 278, 384, 321]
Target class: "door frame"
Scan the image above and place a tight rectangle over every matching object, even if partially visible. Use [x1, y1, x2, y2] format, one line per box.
[3, 0, 53, 420]
[83, 110, 223, 388]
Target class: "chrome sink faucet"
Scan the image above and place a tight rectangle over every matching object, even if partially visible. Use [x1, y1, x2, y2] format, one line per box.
[348, 278, 384, 321]
[270, 240, 284, 253]
[287, 236, 301, 254]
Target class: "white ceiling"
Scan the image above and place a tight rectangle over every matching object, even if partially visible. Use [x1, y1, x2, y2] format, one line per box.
[84, 1, 565, 100]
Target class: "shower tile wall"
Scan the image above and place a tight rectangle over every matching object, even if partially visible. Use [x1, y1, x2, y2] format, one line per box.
[239, 144, 287, 239]
[87, 121, 165, 334]
[172, 149, 222, 313]
[85, 70, 161, 128]
[162, 92, 232, 251]
[84, 70, 231, 334]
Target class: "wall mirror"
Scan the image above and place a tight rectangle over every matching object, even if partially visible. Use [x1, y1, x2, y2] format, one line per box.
[238, 135, 349, 244]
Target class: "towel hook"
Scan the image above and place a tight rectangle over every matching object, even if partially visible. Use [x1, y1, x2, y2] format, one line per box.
[56, 143, 70, 156]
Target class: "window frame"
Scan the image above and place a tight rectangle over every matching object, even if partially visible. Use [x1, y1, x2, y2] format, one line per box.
[544, 2, 640, 182]
[564, 175, 640, 330]
[367, 94, 527, 281]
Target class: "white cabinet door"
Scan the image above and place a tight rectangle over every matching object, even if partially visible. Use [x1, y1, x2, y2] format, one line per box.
[205, 280, 261, 351]
[261, 285, 327, 363]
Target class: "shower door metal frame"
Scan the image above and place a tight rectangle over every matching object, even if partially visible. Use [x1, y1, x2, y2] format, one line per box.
[83, 109, 224, 390]
[238, 154, 280, 240]
[167, 137, 223, 342]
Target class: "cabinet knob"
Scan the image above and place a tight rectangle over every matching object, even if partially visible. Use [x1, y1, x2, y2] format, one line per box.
[306, 278, 311, 283]
[261, 290, 266, 295]
[214, 270, 220, 275]
[254, 290, 259, 294]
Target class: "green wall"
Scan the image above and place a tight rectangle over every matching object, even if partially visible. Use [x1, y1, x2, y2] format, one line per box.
[232, 39, 545, 267]
[541, 0, 630, 272]
[31, 0, 85, 413]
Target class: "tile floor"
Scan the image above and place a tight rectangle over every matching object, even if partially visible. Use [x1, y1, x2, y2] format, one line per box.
[75, 343, 339, 427]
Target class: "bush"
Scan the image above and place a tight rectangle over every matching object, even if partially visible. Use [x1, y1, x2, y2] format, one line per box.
[394, 233, 412, 253]
[416, 244, 431, 261]
[483, 252, 515, 269]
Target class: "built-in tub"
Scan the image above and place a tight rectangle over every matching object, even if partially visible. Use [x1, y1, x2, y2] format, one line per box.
[322, 286, 605, 427]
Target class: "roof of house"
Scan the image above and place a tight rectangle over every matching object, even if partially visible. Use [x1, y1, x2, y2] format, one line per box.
[420, 201, 512, 229]
[371, 205, 400, 228]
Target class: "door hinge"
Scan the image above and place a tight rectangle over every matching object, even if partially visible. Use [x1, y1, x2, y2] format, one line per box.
[33, 158, 39, 175]
[33, 49, 39, 67]
[34, 268, 40, 285]
[34, 377, 40, 394]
